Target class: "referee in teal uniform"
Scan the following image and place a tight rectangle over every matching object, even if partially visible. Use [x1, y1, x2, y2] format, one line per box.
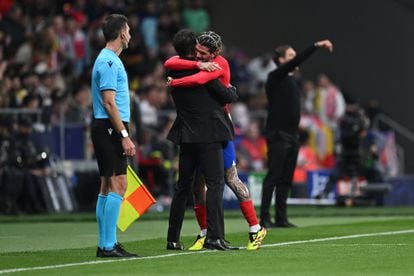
[91, 14, 137, 258]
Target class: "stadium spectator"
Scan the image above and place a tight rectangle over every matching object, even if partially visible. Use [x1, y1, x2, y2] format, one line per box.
[301, 80, 317, 115]
[237, 120, 267, 172]
[246, 52, 276, 96]
[120, 14, 149, 80]
[65, 84, 91, 124]
[181, 0, 210, 33]
[226, 48, 251, 100]
[229, 101, 250, 134]
[292, 128, 320, 183]
[314, 73, 346, 132]
[0, 4, 25, 59]
[140, 0, 160, 58]
[137, 128, 174, 201]
[67, 15, 90, 76]
[52, 15, 75, 72]
[139, 84, 163, 131]
[157, 4, 181, 46]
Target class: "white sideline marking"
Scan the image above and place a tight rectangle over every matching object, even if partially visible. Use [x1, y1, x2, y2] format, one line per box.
[1, 229, 413, 274]
[260, 229, 414, 248]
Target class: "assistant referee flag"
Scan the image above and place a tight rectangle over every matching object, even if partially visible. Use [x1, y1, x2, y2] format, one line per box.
[117, 165, 156, 232]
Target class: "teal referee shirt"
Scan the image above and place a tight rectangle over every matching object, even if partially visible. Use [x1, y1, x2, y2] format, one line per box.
[91, 48, 130, 122]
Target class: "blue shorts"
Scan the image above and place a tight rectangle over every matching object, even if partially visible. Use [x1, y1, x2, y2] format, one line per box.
[223, 140, 236, 170]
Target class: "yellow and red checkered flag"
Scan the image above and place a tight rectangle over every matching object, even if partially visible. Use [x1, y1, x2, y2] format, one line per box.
[117, 165, 156, 232]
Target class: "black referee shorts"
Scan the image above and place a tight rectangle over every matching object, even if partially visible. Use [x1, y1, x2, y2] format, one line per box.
[91, 119, 129, 177]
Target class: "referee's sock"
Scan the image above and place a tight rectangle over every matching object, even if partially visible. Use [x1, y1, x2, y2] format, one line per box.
[104, 192, 123, 250]
[96, 194, 107, 249]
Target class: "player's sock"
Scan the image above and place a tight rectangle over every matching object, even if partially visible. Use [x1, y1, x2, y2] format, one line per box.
[104, 192, 123, 250]
[200, 229, 207, 237]
[96, 194, 107, 249]
[194, 204, 207, 235]
[249, 224, 261, 233]
[240, 200, 260, 232]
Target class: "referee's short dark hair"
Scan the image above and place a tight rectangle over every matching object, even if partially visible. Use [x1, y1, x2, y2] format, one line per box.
[173, 29, 197, 57]
[273, 45, 292, 65]
[102, 14, 128, 42]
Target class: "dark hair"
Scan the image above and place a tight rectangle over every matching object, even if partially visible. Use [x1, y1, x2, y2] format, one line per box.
[172, 29, 197, 57]
[197, 31, 222, 53]
[273, 45, 292, 65]
[18, 116, 32, 127]
[21, 94, 39, 107]
[102, 14, 128, 42]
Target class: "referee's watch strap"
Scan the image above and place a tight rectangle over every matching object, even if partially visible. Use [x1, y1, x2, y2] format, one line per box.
[120, 129, 129, 138]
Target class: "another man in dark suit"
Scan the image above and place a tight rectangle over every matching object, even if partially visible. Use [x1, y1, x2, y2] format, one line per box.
[166, 29, 238, 250]
[260, 40, 333, 228]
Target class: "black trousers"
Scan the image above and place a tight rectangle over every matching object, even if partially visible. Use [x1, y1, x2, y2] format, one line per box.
[260, 130, 299, 223]
[167, 142, 225, 242]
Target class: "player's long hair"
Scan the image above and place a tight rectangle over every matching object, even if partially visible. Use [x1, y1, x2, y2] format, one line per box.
[197, 31, 222, 54]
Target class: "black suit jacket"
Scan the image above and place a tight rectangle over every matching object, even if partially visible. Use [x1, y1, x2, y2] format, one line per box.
[167, 69, 237, 144]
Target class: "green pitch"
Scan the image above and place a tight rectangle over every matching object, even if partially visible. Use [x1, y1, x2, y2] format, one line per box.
[0, 207, 413, 275]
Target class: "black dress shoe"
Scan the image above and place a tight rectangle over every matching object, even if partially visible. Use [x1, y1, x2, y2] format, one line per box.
[222, 239, 239, 250]
[203, 238, 239, 250]
[260, 219, 276, 229]
[166, 241, 184, 250]
[99, 243, 138, 257]
[275, 221, 297, 228]
[96, 247, 104, 257]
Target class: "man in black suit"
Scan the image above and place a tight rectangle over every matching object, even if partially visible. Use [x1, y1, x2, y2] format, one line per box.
[166, 29, 238, 250]
[260, 40, 333, 228]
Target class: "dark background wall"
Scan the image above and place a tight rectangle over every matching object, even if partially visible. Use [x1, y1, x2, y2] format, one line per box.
[207, 0, 414, 173]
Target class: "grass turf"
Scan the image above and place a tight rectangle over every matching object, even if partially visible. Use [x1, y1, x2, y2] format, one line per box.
[0, 206, 413, 275]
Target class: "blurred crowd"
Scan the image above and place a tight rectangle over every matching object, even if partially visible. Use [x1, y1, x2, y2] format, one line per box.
[0, 0, 398, 213]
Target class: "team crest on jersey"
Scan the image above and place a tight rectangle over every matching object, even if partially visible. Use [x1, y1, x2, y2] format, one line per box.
[108, 128, 113, 135]
[108, 61, 113, 67]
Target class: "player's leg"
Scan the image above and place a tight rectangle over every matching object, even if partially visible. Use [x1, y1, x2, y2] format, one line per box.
[189, 170, 207, 250]
[223, 140, 266, 249]
[92, 119, 137, 257]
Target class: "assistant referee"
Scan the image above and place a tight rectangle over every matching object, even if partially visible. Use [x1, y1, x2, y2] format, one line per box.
[91, 14, 137, 258]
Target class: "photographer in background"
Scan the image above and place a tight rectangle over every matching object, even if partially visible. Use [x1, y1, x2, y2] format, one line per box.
[0, 116, 49, 214]
[317, 102, 383, 200]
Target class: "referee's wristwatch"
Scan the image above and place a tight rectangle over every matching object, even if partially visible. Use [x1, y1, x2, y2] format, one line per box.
[120, 129, 129, 138]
